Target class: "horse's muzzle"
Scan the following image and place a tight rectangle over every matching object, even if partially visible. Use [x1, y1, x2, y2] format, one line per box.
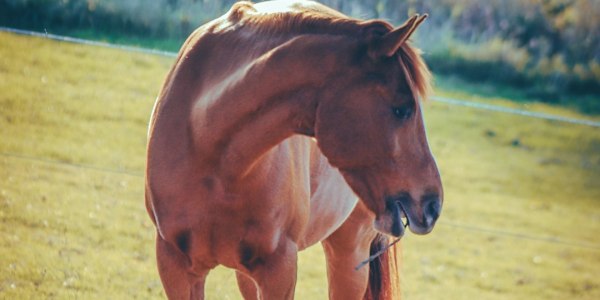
[377, 192, 442, 237]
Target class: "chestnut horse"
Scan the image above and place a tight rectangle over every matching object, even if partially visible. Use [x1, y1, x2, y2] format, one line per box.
[145, 1, 442, 299]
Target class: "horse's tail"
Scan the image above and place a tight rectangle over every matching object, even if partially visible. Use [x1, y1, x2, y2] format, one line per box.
[363, 233, 401, 300]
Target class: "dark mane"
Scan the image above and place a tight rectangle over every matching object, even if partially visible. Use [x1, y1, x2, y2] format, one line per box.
[228, 1, 432, 101]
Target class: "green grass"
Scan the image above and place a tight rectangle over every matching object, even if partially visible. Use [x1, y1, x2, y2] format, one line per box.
[0, 31, 599, 299]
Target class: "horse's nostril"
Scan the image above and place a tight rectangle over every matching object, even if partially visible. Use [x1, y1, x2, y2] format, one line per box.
[423, 195, 441, 225]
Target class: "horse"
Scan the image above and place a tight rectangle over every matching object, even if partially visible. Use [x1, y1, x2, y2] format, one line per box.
[145, 1, 442, 299]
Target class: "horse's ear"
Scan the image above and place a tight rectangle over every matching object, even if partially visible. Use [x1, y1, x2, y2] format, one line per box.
[370, 14, 427, 58]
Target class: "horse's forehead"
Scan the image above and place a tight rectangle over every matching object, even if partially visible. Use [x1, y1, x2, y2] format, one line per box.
[360, 60, 414, 100]
[386, 55, 420, 102]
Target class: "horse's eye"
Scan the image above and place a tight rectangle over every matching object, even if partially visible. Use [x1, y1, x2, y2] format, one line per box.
[392, 106, 413, 121]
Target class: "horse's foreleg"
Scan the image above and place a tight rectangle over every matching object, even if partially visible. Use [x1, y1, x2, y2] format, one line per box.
[236, 271, 259, 300]
[156, 233, 209, 300]
[321, 202, 378, 300]
[243, 239, 298, 300]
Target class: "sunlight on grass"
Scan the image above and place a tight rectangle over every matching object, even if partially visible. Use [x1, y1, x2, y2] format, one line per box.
[0, 31, 599, 299]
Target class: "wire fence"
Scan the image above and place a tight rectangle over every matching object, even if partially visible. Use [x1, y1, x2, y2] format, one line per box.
[432, 96, 600, 128]
[0, 26, 178, 58]
[1, 26, 599, 252]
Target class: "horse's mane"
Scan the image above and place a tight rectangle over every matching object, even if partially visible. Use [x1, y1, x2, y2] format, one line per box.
[233, 2, 432, 101]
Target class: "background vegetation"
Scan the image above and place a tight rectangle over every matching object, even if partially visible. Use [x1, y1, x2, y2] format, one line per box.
[1, 30, 599, 299]
[1, 0, 599, 112]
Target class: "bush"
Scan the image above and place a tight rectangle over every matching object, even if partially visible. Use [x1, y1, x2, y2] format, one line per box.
[0, 0, 231, 39]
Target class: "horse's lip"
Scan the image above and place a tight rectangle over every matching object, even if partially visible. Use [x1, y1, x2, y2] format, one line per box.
[390, 202, 401, 236]
[389, 200, 409, 237]
[396, 201, 410, 229]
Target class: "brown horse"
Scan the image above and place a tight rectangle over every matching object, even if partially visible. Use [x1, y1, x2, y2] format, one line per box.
[145, 1, 442, 299]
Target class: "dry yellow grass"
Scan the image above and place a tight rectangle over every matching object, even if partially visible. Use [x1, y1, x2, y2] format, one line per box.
[0, 31, 599, 299]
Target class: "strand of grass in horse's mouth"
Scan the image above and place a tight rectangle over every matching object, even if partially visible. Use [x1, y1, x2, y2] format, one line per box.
[397, 201, 410, 228]
[354, 237, 402, 271]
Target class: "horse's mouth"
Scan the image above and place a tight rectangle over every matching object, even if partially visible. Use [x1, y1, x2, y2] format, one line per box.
[391, 200, 410, 237]
[374, 200, 410, 238]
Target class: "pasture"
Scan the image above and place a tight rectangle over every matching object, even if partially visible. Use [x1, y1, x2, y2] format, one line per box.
[0, 31, 599, 299]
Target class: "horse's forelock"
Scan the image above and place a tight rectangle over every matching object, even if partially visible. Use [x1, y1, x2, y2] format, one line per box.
[397, 43, 432, 102]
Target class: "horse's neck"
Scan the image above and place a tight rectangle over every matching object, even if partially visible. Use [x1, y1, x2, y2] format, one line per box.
[191, 34, 349, 181]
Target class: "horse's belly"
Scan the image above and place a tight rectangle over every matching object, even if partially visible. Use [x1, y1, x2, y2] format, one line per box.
[299, 165, 358, 249]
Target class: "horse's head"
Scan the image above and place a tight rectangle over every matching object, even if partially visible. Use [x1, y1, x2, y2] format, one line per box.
[314, 15, 442, 238]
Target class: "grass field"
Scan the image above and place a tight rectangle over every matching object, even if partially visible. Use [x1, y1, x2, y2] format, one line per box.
[0, 31, 599, 299]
